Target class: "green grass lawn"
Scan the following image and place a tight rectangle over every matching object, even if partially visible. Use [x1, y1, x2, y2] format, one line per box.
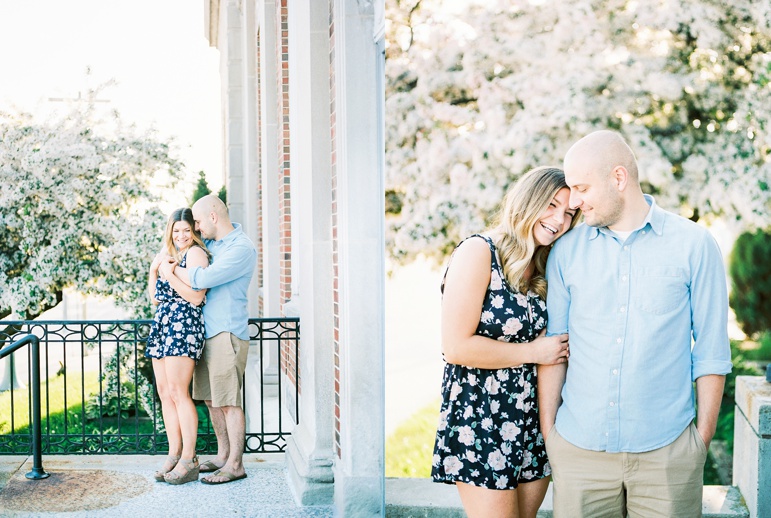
[0, 372, 164, 453]
[0, 371, 100, 435]
[386, 399, 439, 478]
[0, 372, 222, 454]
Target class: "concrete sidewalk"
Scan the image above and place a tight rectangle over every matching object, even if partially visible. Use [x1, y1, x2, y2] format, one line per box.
[0, 454, 333, 517]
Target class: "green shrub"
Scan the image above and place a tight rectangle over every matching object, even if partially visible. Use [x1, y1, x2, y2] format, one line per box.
[729, 229, 771, 337]
[742, 331, 771, 362]
[190, 171, 211, 205]
[190, 171, 227, 206]
[711, 340, 763, 453]
[85, 345, 155, 420]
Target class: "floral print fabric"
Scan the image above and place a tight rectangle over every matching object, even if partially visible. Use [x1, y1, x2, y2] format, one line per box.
[145, 251, 206, 362]
[432, 234, 551, 490]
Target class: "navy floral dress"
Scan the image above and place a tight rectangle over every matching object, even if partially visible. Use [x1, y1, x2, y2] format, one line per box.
[432, 235, 551, 490]
[145, 251, 206, 362]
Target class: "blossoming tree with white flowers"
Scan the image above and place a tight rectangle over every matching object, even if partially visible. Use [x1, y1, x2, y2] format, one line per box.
[0, 93, 183, 320]
[386, 0, 771, 264]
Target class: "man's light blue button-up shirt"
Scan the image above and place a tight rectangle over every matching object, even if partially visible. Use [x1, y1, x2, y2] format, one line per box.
[188, 223, 256, 341]
[545, 195, 732, 453]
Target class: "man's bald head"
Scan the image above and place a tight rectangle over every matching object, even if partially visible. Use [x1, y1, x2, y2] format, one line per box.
[192, 194, 232, 240]
[563, 130, 650, 229]
[193, 194, 229, 220]
[564, 130, 638, 184]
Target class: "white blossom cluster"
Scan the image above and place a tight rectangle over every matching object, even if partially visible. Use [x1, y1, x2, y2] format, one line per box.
[386, 0, 771, 263]
[0, 95, 183, 319]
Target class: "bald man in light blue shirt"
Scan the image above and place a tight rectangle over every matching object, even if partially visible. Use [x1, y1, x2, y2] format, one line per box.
[539, 131, 732, 517]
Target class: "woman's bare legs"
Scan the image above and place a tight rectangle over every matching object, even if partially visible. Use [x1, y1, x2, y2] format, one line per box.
[153, 358, 182, 458]
[456, 477, 550, 518]
[517, 477, 550, 518]
[457, 482, 518, 518]
[163, 356, 198, 460]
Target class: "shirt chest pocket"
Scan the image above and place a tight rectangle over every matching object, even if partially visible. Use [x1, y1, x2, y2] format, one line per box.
[632, 266, 688, 315]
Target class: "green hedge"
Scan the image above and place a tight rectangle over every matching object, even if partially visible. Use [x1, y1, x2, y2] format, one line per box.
[729, 229, 771, 337]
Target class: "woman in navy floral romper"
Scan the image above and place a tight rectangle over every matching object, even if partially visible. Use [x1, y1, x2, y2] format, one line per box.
[432, 167, 580, 517]
[146, 208, 209, 485]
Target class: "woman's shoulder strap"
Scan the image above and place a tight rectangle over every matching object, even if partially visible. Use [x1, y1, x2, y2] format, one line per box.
[183, 245, 209, 263]
[467, 233, 495, 252]
[440, 234, 494, 294]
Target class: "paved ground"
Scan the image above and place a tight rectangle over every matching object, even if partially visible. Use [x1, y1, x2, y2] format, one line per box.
[0, 454, 333, 517]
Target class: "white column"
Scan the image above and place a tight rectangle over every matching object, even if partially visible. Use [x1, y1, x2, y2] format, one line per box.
[257, 1, 281, 382]
[332, 0, 386, 515]
[221, 0, 246, 225]
[241, 0, 261, 321]
[0, 355, 25, 391]
[233, 0, 272, 437]
[284, 0, 336, 506]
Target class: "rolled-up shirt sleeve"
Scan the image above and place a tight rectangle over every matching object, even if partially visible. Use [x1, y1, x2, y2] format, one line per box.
[690, 232, 733, 380]
[545, 242, 570, 336]
[189, 243, 257, 290]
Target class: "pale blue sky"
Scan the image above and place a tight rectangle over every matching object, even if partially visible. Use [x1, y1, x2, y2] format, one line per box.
[0, 0, 223, 205]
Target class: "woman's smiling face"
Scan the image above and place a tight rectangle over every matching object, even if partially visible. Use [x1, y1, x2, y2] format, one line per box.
[172, 220, 194, 250]
[532, 187, 576, 247]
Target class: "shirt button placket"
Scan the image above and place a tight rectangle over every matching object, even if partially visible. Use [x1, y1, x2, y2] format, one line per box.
[608, 239, 632, 452]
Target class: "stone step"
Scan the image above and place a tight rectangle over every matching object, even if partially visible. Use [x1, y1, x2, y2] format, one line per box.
[385, 478, 749, 518]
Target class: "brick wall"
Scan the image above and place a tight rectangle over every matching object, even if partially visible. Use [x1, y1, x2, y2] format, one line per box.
[256, 27, 264, 317]
[276, 0, 297, 391]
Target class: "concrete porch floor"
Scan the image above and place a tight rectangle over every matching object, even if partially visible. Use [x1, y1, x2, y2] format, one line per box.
[0, 456, 752, 517]
[0, 454, 333, 517]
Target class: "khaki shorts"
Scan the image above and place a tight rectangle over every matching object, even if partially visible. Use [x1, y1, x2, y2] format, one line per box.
[192, 332, 249, 408]
[546, 423, 707, 518]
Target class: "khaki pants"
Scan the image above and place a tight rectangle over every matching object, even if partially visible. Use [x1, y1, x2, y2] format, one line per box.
[546, 423, 707, 517]
[192, 332, 249, 408]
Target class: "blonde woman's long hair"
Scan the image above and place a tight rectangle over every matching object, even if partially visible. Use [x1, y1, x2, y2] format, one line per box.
[489, 166, 580, 300]
[162, 208, 210, 262]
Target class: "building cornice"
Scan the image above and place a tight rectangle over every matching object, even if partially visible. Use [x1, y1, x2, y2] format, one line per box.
[204, 0, 220, 48]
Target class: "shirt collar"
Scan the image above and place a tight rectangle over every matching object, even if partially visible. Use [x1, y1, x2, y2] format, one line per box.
[587, 194, 662, 240]
[207, 222, 243, 245]
[644, 195, 665, 236]
[223, 222, 243, 242]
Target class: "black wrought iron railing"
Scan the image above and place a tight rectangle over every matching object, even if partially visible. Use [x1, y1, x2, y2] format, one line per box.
[0, 318, 298, 456]
[0, 334, 49, 479]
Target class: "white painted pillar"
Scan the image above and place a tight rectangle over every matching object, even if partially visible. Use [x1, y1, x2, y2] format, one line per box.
[257, 0, 281, 381]
[332, 0, 386, 514]
[241, 0, 261, 320]
[284, 0, 336, 506]
[0, 355, 25, 391]
[231, 0, 266, 437]
[220, 0, 246, 226]
[733, 376, 771, 518]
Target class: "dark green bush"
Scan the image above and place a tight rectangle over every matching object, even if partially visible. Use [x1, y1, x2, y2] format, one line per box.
[729, 229, 771, 337]
[85, 345, 155, 421]
[190, 171, 227, 206]
[712, 341, 763, 453]
[744, 331, 771, 362]
[190, 171, 211, 205]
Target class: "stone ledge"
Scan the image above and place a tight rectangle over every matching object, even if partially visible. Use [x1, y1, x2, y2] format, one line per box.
[385, 478, 749, 518]
[735, 376, 771, 436]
